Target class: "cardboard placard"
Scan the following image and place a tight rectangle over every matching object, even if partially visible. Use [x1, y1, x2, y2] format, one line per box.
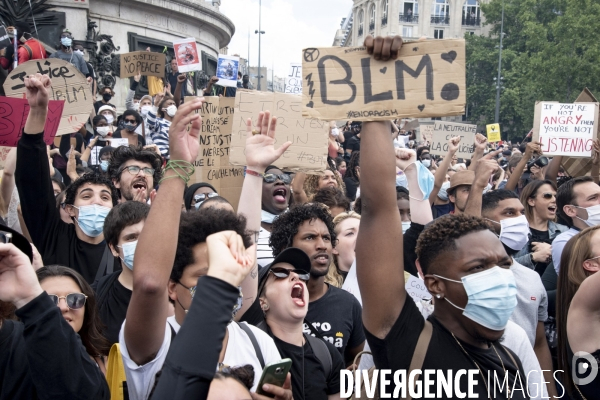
[229, 90, 329, 173]
[284, 63, 302, 94]
[0, 96, 65, 146]
[533, 101, 599, 157]
[185, 96, 244, 211]
[419, 123, 434, 144]
[3, 59, 93, 136]
[173, 38, 201, 73]
[486, 123, 501, 142]
[216, 54, 239, 88]
[429, 121, 476, 159]
[119, 51, 166, 78]
[301, 39, 466, 121]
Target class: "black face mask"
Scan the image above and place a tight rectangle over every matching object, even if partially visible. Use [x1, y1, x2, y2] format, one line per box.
[102, 93, 112, 102]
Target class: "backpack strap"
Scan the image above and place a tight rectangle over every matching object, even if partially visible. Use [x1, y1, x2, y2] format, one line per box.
[304, 333, 332, 378]
[22, 43, 33, 60]
[236, 321, 265, 369]
[406, 320, 433, 400]
[303, 317, 326, 340]
[94, 245, 113, 286]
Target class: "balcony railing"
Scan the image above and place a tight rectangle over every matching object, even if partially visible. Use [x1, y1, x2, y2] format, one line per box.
[369, 22, 375, 31]
[358, 27, 364, 36]
[462, 16, 481, 26]
[430, 15, 450, 25]
[381, 16, 388, 26]
[399, 13, 419, 23]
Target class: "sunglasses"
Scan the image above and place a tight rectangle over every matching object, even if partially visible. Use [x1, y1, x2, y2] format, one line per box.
[120, 165, 155, 176]
[539, 193, 556, 200]
[48, 293, 88, 310]
[263, 173, 291, 184]
[124, 120, 137, 125]
[269, 267, 310, 282]
[194, 192, 218, 204]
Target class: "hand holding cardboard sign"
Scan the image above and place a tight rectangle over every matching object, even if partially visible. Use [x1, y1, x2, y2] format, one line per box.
[524, 141, 542, 158]
[364, 35, 404, 62]
[134, 71, 141, 83]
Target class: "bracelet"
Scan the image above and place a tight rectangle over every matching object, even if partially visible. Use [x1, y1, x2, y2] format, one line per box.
[246, 169, 264, 178]
[159, 160, 195, 184]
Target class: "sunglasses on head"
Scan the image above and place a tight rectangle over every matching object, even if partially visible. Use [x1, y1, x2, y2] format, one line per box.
[263, 173, 291, 184]
[49, 293, 88, 310]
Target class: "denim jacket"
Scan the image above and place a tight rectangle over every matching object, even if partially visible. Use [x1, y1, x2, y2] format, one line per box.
[514, 220, 568, 270]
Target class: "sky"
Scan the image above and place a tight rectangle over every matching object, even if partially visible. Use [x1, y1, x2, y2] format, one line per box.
[219, 0, 351, 78]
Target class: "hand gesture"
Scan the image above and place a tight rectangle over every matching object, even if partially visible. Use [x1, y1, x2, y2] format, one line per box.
[167, 97, 203, 163]
[86, 76, 93, 85]
[251, 373, 293, 400]
[532, 242, 552, 263]
[143, 144, 162, 157]
[90, 136, 100, 147]
[206, 231, 257, 288]
[592, 139, 600, 165]
[31, 244, 44, 271]
[474, 133, 488, 152]
[244, 111, 292, 172]
[447, 136, 461, 155]
[177, 73, 187, 83]
[364, 35, 403, 61]
[134, 71, 141, 83]
[209, 76, 219, 85]
[24, 73, 51, 109]
[132, 187, 148, 203]
[472, 151, 500, 188]
[154, 91, 165, 105]
[394, 148, 417, 171]
[67, 145, 77, 177]
[146, 47, 151, 52]
[0, 243, 43, 309]
[524, 142, 542, 158]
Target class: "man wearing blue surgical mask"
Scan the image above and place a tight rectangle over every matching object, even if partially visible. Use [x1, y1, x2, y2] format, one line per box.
[94, 201, 149, 345]
[49, 29, 91, 79]
[16, 72, 119, 285]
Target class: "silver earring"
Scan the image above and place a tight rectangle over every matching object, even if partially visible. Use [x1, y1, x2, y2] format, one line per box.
[436, 294, 441, 299]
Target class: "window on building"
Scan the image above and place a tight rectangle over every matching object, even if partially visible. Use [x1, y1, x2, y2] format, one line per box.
[382, 0, 389, 25]
[463, 0, 481, 26]
[402, 26, 413, 37]
[402, 0, 419, 22]
[434, 29, 444, 39]
[369, 4, 376, 31]
[358, 9, 364, 36]
[431, 0, 450, 24]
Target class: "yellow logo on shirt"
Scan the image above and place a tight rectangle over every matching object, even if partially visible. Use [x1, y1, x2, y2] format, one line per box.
[336, 332, 343, 338]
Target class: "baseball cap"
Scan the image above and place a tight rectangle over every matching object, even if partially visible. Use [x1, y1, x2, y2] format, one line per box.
[0, 224, 33, 262]
[258, 247, 312, 295]
[448, 170, 475, 193]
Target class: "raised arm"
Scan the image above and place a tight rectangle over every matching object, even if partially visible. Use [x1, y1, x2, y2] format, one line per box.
[464, 150, 501, 217]
[544, 155, 563, 184]
[468, 133, 488, 171]
[395, 149, 433, 225]
[291, 172, 309, 205]
[174, 74, 186, 107]
[429, 136, 460, 205]
[356, 35, 405, 340]
[81, 136, 100, 164]
[235, 112, 291, 321]
[124, 97, 203, 365]
[505, 142, 541, 192]
[125, 73, 140, 111]
[0, 148, 17, 216]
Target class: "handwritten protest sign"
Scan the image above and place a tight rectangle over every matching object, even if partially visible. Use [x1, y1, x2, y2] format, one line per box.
[533, 101, 599, 157]
[173, 38, 201, 73]
[120, 51, 166, 78]
[0, 96, 65, 146]
[429, 121, 476, 159]
[301, 39, 466, 121]
[216, 54, 239, 88]
[486, 123, 501, 142]
[230, 90, 328, 173]
[3, 59, 93, 136]
[284, 63, 302, 94]
[419, 123, 434, 144]
[185, 96, 244, 211]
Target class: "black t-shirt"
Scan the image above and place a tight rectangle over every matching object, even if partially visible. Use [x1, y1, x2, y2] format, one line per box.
[93, 271, 132, 345]
[304, 285, 365, 360]
[364, 298, 528, 399]
[346, 135, 361, 153]
[342, 131, 354, 151]
[343, 177, 359, 201]
[271, 334, 343, 400]
[529, 227, 551, 276]
[112, 130, 146, 147]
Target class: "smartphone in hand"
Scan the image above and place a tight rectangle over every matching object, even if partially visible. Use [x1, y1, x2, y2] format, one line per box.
[255, 358, 292, 398]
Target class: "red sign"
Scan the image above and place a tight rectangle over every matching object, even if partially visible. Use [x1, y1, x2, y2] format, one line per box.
[0, 96, 65, 147]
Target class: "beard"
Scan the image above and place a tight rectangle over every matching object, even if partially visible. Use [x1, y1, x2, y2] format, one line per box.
[309, 261, 330, 278]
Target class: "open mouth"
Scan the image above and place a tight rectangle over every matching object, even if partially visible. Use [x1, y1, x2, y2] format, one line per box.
[291, 283, 305, 307]
[132, 180, 147, 191]
[548, 205, 557, 214]
[273, 188, 287, 203]
[313, 253, 329, 265]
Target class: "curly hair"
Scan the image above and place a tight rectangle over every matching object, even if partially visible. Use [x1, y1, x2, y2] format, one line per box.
[269, 203, 337, 257]
[416, 214, 493, 275]
[107, 144, 163, 185]
[36, 265, 111, 357]
[157, 95, 175, 119]
[64, 173, 119, 206]
[304, 168, 345, 201]
[345, 151, 360, 182]
[312, 187, 350, 212]
[171, 208, 252, 282]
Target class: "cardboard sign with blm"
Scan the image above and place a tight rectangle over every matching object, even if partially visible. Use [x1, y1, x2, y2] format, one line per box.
[185, 96, 244, 211]
[429, 121, 476, 159]
[230, 90, 328, 173]
[0, 96, 64, 146]
[3, 59, 93, 136]
[120, 51, 166, 78]
[301, 39, 466, 121]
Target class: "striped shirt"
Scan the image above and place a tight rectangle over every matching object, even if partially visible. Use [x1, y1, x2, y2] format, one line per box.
[146, 111, 171, 159]
[256, 228, 274, 268]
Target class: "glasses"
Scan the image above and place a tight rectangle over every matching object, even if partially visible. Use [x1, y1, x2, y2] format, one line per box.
[269, 267, 310, 282]
[124, 120, 137, 124]
[263, 173, 291, 184]
[178, 282, 196, 299]
[120, 165, 155, 176]
[48, 293, 88, 310]
[194, 192, 218, 204]
[539, 193, 556, 200]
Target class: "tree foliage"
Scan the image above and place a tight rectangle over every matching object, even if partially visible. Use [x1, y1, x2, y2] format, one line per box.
[465, 0, 600, 141]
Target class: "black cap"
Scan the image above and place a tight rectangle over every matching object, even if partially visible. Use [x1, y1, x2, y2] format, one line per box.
[258, 247, 312, 295]
[0, 224, 33, 262]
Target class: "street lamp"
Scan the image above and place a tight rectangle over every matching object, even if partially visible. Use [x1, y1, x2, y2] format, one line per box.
[255, 0, 266, 91]
[494, 3, 505, 124]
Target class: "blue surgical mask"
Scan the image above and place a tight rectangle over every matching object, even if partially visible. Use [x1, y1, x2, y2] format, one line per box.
[61, 37, 72, 47]
[100, 160, 109, 172]
[73, 204, 111, 237]
[438, 181, 450, 201]
[413, 161, 434, 200]
[118, 240, 137, 270]
[434, 266, 517, 331]
[396, 172, 408, 189]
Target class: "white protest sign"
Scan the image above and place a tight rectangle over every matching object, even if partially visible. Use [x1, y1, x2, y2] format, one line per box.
[173, 38, 201, 73]
[420, 123, 434, 144]
[405, 275, 432, 300]
[533, 102, 599, 157]
[429, 121, 476, 159]
[216, 54, 240, 88]
[108, 138, 129, 148]
[284, 63, 302, 94]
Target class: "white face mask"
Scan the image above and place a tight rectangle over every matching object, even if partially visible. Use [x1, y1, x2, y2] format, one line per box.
[421, 159, 431, 168]
[487, 215, 530, 252]
[140, 105, 152, 117]
[331, 127, 339, 137]
[96, 126, 110, 137]
[163, 105, 177, 117]
[574, 204, 600, 227]
[102, 114, 114, 124]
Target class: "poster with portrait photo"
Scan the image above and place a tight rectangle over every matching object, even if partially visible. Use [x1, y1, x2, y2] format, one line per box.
[216, 54, 240, 88]
[173, 38, 201, 73]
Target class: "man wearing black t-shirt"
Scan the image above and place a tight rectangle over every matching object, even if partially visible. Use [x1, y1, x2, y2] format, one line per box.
[356, 35, 528, 399]
[94, 201, 149, 344]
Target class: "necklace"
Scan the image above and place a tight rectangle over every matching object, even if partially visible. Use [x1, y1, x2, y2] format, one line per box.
[491, 343, 510, 398]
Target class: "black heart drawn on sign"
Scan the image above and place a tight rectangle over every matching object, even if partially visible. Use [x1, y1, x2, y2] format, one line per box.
[380, 67, 387, 74]
[413, 47, 418, 52]
[306, 101, 314, 108]
[441, 51, 457, 63]
[418, 105, 425, 112]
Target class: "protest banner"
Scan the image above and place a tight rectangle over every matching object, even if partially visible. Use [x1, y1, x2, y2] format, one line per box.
[173, 38, 201, 73]
[284, 63, 302, 94]
[301, 39, 466, 121]
[216, 54, 239, 88]
[185, 96, 244, 211]
[533, 100, 599, 157]
[0, 96, 65, 146]
[429, 121, 476, 159]
[3, 59, 93, 136]
[419, 123, 434, 144]
[230, 90, 328, 173]
[120, 51, 166, 78]
[486, 123, 501, 142]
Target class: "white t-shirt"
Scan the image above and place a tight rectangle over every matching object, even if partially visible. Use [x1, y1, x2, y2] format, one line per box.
[552, 227, 579, 274]
[119, 316, 281, 400]
[257, 227, 274, 268]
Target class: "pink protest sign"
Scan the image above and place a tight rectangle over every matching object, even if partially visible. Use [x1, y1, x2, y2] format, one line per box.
[0, 96, 65, 147]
